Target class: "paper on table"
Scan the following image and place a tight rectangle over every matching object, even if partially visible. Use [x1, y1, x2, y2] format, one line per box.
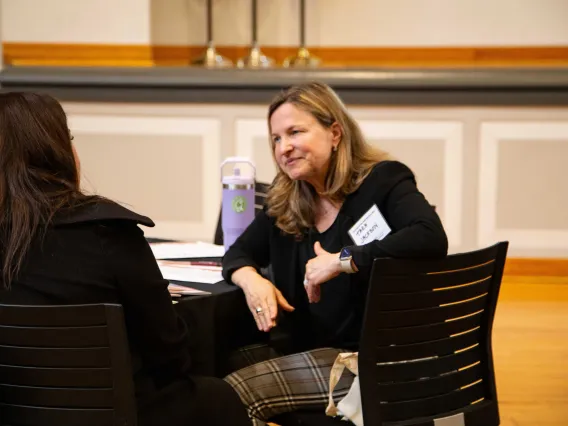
[168, 283, 211, 295]
[159, 262, 223, 284]
[159, 260, 221, 269]
[150, 241, 225, 260]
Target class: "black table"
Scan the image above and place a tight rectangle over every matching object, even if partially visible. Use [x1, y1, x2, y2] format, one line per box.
[146, 238, 265, 377]
[172, 277, 264, 377]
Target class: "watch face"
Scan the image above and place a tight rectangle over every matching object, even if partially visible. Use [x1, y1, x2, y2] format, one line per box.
[340, 247, 352, 259]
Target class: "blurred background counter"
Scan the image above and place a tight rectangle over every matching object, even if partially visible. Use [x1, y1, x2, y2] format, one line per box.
[1, 0, 568, 258]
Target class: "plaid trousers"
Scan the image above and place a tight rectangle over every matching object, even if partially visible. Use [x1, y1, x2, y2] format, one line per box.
[224, 345, 355, 426]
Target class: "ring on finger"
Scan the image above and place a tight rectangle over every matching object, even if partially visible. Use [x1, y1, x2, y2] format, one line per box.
[255, 306, 263, 314]
[303, 278, 309, 287]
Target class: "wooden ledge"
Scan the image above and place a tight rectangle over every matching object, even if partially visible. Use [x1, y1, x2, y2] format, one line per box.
[3, 43, 568, 68]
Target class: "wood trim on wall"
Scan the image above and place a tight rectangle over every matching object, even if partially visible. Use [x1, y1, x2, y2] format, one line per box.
[3, 43, 155, 66]
[505, 258, 568, 277]
[3, 42, 568, 67]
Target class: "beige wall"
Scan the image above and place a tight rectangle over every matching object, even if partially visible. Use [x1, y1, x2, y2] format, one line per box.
[1, 0, 151, 44]
[2, 0, 568, 46]
[66, 102, 568, 257]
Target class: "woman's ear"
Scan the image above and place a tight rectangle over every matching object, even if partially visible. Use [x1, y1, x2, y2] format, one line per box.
[330, 122, 342, 148]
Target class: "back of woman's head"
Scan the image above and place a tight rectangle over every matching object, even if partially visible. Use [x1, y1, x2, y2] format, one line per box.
[0, 92, 87, 288]
[266, 82, 389, 236]
[0, 92, 79, 190]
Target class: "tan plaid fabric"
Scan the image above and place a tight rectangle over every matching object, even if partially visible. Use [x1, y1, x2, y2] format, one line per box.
[224, 347, 355, 426]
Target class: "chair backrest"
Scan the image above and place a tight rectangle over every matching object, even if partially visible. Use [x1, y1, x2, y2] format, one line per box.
[0, 303, 137, 426]
[358, 242, 509, 426]
[214, 181, 270, 245]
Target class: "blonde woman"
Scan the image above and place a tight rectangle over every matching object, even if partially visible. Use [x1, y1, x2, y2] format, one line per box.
[223, 82, 448, 425]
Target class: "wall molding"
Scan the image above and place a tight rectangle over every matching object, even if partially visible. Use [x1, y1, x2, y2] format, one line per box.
[505, 257, 568, 277]
[68, 114, 221, 241]
[3, 42, 568, 67]
[4, 43, 156, 66]
[478, 122, 568, 251]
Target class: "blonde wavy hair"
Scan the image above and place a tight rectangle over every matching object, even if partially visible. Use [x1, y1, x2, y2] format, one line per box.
[266, 81, 390, 237]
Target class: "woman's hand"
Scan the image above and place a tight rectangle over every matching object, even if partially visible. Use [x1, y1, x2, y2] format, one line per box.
[232, 267, 295, 332]
[304, 242, 341, 303]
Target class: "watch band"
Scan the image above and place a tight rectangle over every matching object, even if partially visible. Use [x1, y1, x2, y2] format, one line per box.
[340, 257, 355, 274]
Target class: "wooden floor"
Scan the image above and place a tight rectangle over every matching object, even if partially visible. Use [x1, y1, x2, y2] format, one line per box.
[270, 275, 568, 426]
[493, 275, 568, 426]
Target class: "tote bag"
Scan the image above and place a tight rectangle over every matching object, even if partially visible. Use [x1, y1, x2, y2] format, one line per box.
[325, 352, 363, 426]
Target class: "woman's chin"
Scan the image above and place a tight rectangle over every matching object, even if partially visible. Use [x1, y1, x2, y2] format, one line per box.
[286, 169, 307, 181]
[284, 164, 314, 181]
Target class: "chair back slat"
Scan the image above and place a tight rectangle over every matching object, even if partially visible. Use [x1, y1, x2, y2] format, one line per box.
[358, 242, 508, 426]
[255, 182, 270, 209]
[0, 384, 114, 408]
[375, 244, 501, 276]
[377, 362, 483, 401]
[441, 401, 500, 426]
[0, 403, 115, 426]
[374, 345, 481, 383]
[378, 261, 495, 293]
[377, 311, 482, 345]
[0, 365, 113, 387]
[0, 325, 109, 347]
[381, 381, 485, 422]
[0, 346, 110, 367]
[377, 294, 487, 327]
[104, 304, 138, 423]
[0, 304, 108, 326]
[377, 277, 491, 310]
[386, 401, 500, 426]
[376, 328, 481, 362]
[0, 303, 137, 426]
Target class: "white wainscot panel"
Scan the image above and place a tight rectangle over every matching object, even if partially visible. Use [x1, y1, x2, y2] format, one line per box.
[358, 120, 464, 248]
[235, 119, 276, 183]
[478, 122, 568, 250]
[69, 115, 221, 241]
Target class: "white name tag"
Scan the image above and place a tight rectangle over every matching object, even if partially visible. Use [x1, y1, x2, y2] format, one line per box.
[348, 204, 391, 246]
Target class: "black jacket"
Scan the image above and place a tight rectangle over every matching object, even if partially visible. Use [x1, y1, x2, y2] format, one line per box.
[0, 201, 192, 394]
[222, 161, 448, 350]
[0, 201, 252, 426]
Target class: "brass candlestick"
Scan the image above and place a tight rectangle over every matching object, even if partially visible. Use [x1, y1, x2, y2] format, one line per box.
[237, 0, 274, 68]
[192, 0, 232, 67]
[283, 0, 320, 68]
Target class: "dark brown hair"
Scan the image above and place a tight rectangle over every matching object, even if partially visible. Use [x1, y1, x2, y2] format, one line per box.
[0, 92, 99, 288]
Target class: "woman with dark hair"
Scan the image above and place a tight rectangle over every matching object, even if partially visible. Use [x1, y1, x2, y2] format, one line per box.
[0, 92, 251, 426]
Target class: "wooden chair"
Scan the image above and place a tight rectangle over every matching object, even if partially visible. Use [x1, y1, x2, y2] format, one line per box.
[0, 303, 137, 426]
[274, 242, 509, 426]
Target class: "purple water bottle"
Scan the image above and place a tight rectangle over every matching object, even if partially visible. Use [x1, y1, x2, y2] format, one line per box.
[221, 157, 256, 252]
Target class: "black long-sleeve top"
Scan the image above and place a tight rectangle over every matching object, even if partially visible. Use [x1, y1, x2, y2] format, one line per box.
[0, 201, 192, 401]
[222, 160, 449, 351]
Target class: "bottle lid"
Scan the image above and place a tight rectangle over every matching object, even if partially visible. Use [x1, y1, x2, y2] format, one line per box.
[222, 166, 254, 185]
